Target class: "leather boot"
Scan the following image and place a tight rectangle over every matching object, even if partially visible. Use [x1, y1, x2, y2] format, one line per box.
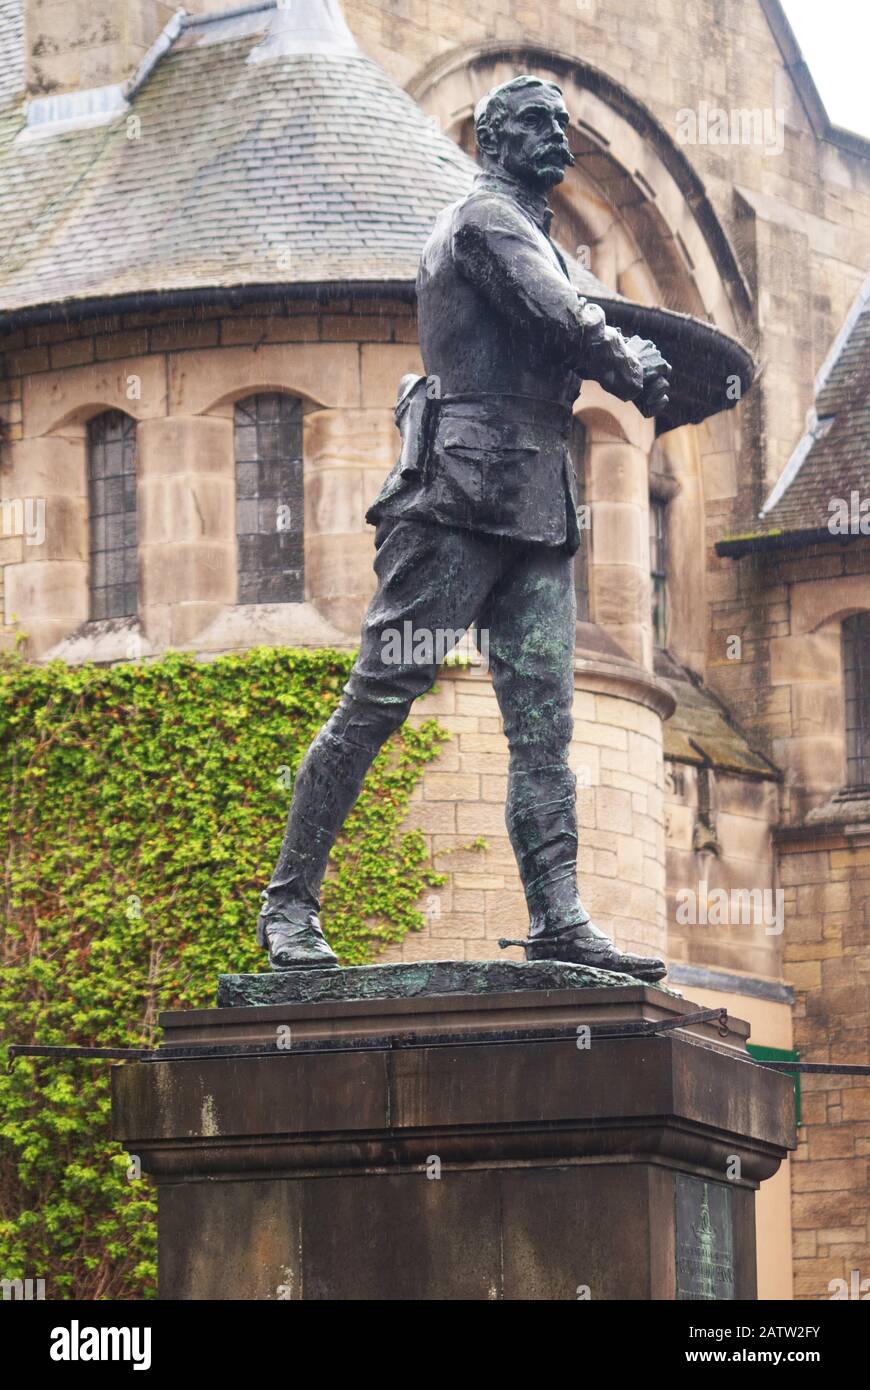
[500, 761, 666, 983]
[524, 918, 667, 982]
[258, 718, 378, 970]
[256, 899, 339, 971]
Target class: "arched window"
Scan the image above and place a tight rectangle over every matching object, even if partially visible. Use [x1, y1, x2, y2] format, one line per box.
[842, 613, 870, 788]
[570, 418, 589, 623]
[649, 495, 668, 648]
[234, 393, 304, 604]
[87, 410, 138, 620]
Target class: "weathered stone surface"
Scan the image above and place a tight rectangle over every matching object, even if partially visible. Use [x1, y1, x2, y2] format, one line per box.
[114, 985, 793, 1300]
[217, 957, 651, 1009]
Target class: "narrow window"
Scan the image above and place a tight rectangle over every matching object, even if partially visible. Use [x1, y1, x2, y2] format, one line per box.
[571, 417, 590, 623]
[87, 410, 138, 620]
[842, 613, 870, 788]
[649, 496, 668, 648]
[234, 393, 304, 604]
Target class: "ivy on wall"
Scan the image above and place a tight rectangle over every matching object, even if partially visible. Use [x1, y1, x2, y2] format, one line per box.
[0, 647, 447, 1300]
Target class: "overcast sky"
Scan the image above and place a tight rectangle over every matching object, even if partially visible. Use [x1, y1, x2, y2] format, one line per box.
[781, 0, 870, 138]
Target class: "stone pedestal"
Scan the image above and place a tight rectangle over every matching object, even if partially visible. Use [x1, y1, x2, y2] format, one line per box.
[111, 962, 795, 1300]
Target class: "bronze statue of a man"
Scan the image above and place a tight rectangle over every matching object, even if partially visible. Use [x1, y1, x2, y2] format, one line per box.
[257, 75, 671, 979]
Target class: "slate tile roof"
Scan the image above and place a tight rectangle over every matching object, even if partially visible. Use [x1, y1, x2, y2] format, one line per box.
[0, 7, 479, 309]
[654, 650, 779, 778]
[0, 0, 23, 113]
[719, 275, 870, 554]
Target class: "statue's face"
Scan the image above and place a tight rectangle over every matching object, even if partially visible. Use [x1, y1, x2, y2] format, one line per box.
[493, 86, 574, 189]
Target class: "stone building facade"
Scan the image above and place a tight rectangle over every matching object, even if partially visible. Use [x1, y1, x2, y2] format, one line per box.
[1, 0, 868, 1301]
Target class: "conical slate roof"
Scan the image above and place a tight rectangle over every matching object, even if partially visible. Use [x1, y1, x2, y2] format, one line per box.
[0, 0, 23, 112]
[0, 2, 483, 307]
[0, 0, 753, 427]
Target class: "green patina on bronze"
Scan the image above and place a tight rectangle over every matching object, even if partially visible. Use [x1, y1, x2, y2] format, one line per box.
[217, 958, 666, 1008]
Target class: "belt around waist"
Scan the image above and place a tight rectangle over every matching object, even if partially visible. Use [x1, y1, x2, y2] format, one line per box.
[437, 393, 573, 432]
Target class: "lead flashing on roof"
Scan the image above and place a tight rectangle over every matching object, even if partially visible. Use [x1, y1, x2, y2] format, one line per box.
[18, 84, 129, 141]
[0, 281, 418, 335]
[246, 0, 359, 64]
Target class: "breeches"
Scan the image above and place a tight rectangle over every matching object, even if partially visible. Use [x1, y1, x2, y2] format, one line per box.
[266, 518, 578, 916]
[331, 517, 576, 760]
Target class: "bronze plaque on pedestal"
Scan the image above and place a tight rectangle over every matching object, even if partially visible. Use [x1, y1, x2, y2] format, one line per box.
[675, 1174, 735, 1300]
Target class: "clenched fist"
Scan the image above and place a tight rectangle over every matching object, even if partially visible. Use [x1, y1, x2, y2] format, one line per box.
[624, 335, 672, 418]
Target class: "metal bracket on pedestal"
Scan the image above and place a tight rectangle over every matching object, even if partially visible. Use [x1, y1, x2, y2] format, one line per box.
[7, 1006, 731, 1070]
[5, 1005, 870, 1075]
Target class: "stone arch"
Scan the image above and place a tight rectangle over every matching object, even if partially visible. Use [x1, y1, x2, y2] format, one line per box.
[408, 45, 748, 677]
[23, 357, 167, 439]
[813, 605, 870, 635]
[201, 379, 324, 418]
[0, 389, 150, 658]
[181, 344, 358, 418]
[408, 42, 753, 336]
[792, 580, 870, 637]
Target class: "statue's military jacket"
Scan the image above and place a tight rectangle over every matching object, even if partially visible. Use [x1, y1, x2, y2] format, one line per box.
[366, 168, 640, 554]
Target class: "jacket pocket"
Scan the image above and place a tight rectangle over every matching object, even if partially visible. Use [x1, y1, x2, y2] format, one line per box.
[439, 418, 540, 460]
[431, 425, 539, 520]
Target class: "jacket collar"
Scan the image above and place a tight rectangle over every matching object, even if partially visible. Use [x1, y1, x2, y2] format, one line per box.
[473, 167, 554, 235]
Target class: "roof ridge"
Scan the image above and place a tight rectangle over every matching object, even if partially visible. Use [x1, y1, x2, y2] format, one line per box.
[813, 268, 870, 398]
[758, 0, 870, 155]
[184, 2, 278, 28]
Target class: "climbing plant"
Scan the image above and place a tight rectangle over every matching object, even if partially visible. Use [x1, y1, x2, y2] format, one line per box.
[0, 646, 447, 1300]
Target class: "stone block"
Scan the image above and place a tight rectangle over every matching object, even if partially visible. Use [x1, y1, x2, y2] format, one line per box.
[139, 474, 235, 547]
[360, 344, 424, 407]
[305, 408, 395, 470]
[4, 558, 87, 628]
[23, 357, 166, 435]
[423, 773, 480, 802]
[305, 532, 376, 602]
[769, 632, 842, 685]
[139, 541, 236, 605]
[137, 415, 233, 479]
[169, 344, 360, 415]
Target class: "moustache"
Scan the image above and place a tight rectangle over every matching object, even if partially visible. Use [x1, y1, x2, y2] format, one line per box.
[534, 142, 575, 167]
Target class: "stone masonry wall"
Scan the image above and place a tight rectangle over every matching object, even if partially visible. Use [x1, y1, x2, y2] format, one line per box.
[665, 762, 781, 981]
[0, 300, 423, 657]
[709, 545, 870, 823]
[779, 834, 870, 1300]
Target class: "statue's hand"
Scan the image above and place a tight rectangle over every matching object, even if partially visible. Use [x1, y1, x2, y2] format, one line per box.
[595, 325, 644, 397]
[576, 296, 607, 344]
[625, 336, 672, 418]
[639, 370, 670, 418]
[576, 307, 670, 413]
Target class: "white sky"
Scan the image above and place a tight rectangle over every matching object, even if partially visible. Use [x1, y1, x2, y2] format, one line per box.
[780, 0, 870, 138]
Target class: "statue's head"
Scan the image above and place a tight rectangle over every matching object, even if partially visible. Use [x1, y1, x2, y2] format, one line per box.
[474, 76, 574, 191]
